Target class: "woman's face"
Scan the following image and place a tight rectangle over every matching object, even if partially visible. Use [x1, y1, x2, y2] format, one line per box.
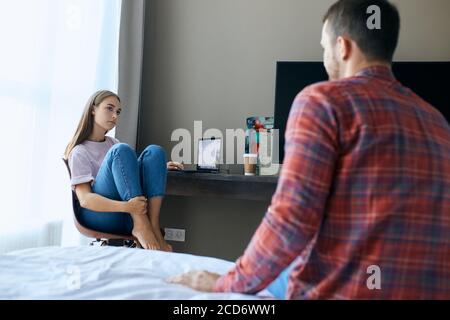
[92, 96, 121, 131]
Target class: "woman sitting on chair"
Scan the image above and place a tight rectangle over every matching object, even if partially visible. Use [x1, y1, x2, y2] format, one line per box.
[64, 90, 183, 251]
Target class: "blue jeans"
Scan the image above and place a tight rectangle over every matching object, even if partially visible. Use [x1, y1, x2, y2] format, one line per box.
[79, 143, 167, 235]
[266, 259, 298, 299]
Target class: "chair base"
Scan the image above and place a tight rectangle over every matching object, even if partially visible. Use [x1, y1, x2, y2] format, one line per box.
[89, 238, 138, 248]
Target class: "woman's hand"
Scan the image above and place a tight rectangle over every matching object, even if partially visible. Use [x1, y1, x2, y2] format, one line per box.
[167, 161, 184, 171]
[126, 196, 147, 216]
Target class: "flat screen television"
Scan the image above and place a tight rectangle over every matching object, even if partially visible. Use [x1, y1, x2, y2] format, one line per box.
[274, 61, 450, 163]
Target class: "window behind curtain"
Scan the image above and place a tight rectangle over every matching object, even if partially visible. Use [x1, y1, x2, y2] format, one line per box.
[0, 0, 122, 249]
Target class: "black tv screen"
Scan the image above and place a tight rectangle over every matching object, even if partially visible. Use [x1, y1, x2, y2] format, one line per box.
[274, 61, 450, 163]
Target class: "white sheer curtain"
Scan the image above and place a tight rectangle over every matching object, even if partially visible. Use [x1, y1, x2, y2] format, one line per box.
[0, 0, 122, 252]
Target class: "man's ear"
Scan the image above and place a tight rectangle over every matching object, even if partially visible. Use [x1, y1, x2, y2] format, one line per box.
[336, 36, 352, 61]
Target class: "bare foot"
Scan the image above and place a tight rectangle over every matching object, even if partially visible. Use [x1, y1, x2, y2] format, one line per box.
[131, 215, 160, 250]
[153, 226, 173, 252]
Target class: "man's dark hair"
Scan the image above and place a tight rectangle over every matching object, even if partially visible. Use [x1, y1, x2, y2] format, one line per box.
[323, 0, 400, 62]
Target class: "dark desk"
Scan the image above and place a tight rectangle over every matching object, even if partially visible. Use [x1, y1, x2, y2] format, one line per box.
[166, 171, 279, 201]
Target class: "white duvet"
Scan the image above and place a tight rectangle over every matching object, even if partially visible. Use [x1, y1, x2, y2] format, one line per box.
[0, 246, 267, 300]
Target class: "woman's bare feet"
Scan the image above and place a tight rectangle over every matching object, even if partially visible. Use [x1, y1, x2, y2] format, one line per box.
[131, 215, 160, 250]
[153, 226, 173, 252]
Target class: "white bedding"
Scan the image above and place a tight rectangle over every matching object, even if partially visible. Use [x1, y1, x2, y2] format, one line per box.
[0, 246, 268, 300]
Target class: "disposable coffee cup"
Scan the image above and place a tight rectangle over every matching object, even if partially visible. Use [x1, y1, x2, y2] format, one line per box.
[243, 153, 258, 176]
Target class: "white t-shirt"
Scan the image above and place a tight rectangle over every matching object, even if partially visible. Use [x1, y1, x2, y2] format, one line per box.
[68, 136, 120, 189]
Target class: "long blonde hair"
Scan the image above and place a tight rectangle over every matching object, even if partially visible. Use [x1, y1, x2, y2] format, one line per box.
[64, 90, 120, 160]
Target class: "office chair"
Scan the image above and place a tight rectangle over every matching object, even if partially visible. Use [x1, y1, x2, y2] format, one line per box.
[62, 158, 138, 248]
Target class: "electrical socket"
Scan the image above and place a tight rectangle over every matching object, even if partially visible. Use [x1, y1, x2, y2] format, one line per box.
[164, 228, 186, 242]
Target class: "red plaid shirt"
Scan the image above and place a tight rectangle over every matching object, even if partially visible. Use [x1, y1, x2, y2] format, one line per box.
[214, 66, 450, 299]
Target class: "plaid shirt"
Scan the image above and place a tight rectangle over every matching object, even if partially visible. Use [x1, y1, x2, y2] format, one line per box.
[214, 66, 450, 299]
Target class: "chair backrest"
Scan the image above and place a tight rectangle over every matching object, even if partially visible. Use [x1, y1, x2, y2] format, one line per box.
[62, 157, 135, 241]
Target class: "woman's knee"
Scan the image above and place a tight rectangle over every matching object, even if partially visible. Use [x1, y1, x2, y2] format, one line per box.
[141, 145, 167, 163]
[110, 143, 135, 156]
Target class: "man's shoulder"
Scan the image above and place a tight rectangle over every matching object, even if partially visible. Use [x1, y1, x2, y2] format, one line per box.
[305, 77, 359, 95]
[294, 76, 375, 112]
[290, 81, 346, 114]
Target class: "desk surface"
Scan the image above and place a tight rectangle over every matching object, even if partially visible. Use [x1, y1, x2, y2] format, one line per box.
[166, 171, 279, 201]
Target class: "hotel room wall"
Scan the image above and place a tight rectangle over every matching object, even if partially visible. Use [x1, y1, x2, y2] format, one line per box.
[138, 0, 450, 260]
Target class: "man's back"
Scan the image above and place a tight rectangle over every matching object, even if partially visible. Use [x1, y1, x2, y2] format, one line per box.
[292, 66, 450, 299]
[159, 0, 449, 299]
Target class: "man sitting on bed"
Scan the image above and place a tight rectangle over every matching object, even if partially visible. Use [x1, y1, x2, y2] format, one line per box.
[170, 0, 450, 299]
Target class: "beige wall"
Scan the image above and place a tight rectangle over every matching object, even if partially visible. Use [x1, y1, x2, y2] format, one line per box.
[139, 0, 450, 260]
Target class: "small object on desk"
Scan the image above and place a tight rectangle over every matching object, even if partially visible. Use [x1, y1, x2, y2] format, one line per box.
[243, 153, 258, 176]
[173, 138, 221, 173]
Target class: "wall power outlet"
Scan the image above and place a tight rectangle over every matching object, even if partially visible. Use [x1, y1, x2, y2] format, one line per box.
[164, 228, 186, 242]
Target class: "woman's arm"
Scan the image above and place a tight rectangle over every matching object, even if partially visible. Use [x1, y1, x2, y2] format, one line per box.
[74, 183, 147, 215]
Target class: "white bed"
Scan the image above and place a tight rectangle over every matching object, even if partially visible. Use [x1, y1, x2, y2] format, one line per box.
[0, 246, 270, 300]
